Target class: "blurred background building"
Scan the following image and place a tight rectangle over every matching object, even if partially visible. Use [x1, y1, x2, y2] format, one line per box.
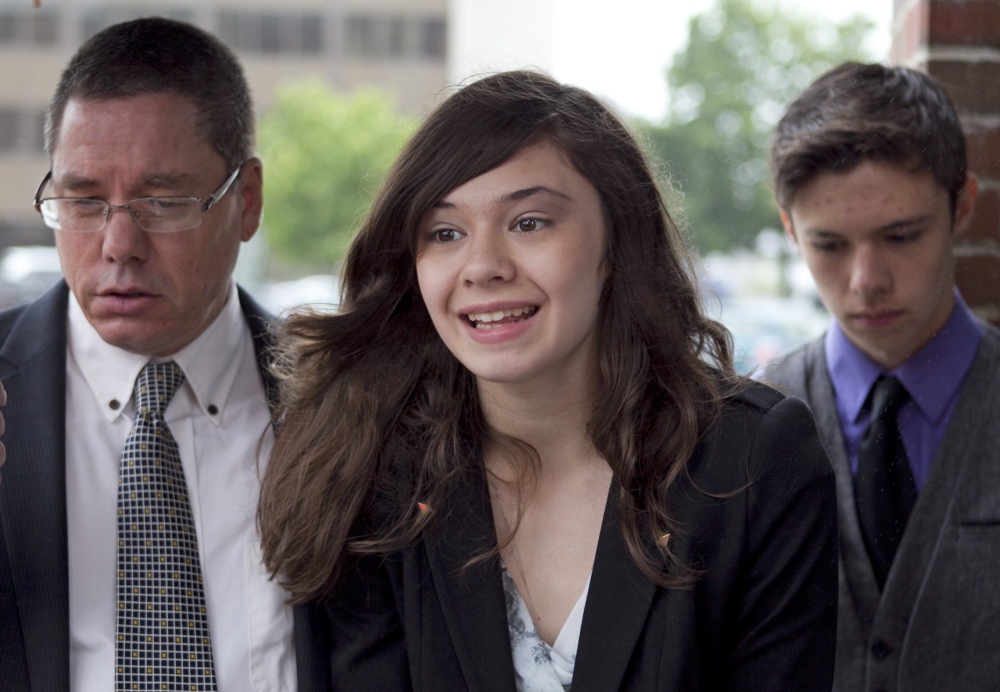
[0, 0, 448, 253]
[15, 0, 998, 374]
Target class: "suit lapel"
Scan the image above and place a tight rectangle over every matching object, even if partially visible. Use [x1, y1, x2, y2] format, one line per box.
[423, 463, 518, 692]
[573, 481, 657, 692]
[803, 341, 882, 629]
[237, 285, 280, 413]
[0, 283, 70, 691]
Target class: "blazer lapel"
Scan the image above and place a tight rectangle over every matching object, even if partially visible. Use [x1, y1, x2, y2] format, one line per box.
[423, 464, 517, 692]
[802, 340, 882, 630]
[573, 481, 657, 692]
[0, 283, 70, 691]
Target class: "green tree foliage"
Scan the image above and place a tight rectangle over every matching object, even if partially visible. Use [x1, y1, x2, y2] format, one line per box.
[640, 0, 873, 252]
[258, 81, 414, 266]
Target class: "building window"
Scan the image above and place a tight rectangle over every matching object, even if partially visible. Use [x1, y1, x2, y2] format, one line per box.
[0, 108, 44, 154]
[81, 6, 193, 40]
[217, 10, 324, 56]
[345, 15, 376, 58]
[0, 9, 59, 46]
[345, 14, 446, 61]
[0, 110, 16, 153]
[422, 19, 446, 59]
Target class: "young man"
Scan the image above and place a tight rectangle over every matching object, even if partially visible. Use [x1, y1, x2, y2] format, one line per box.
[764, 62, 1000, 692]
[0, 19, 329, 692]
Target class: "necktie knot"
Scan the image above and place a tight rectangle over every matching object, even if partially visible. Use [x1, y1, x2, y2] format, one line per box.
[134, 361, 185, 416]
[869, 375, 910, 422]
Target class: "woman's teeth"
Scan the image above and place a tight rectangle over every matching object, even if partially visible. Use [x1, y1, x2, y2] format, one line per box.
[466, 306, 536, 328]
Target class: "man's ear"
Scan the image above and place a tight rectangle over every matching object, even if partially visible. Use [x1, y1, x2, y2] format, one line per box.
[953, 172, 979, 237]
[779, 208, 801, 253]
[239, 157, 263, 243]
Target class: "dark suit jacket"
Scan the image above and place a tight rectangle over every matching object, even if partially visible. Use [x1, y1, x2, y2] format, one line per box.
[0, 281, 330, 692]
[325, 383, 838, 691]
[762, 326, 1000, 692]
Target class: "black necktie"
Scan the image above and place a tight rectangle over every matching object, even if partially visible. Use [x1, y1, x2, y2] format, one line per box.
[855, 375, 917, 589]
[115, 362, 217, 691]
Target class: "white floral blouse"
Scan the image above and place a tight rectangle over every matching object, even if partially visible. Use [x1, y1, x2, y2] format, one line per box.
[501, 563, 591, 692]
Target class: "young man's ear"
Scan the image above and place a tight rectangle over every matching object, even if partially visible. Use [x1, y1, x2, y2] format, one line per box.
[779, 208, 801, 253]
[953, 173, 979, 236]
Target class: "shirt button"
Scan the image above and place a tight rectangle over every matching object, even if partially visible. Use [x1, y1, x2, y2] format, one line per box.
[109, 399, 121, 410]
[871, 639, 893, 659]
[207, 404, 219, 416]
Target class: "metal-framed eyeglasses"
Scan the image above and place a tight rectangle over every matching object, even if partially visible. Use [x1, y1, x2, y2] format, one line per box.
[33, 166, 243, 233]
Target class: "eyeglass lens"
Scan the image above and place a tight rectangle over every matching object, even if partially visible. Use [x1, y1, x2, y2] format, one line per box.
[40, 198, 204, 232]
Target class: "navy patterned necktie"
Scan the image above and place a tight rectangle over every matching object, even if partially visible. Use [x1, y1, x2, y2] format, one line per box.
[115, 362, 217, 691]
[855, 375, 917, 590]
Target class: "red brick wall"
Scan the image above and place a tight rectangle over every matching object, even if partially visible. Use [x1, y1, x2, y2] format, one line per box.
[893, 0, 1000, 324]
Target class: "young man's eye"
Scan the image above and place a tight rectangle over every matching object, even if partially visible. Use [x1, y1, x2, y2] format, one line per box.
[811, 240, 843, 252]
[887, 231, 919, 244]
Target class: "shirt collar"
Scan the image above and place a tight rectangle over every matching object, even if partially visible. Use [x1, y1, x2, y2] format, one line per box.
[825, 289, 983, 425]
[67, 282, 247, 426]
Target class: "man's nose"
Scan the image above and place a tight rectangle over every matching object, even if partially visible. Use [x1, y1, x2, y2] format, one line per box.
[101, 204, 150, 263]
[849, 244, 891, 297]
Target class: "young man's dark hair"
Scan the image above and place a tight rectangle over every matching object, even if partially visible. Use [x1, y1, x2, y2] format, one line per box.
[763, 61, 1000, 692]
[770, 62, 967, 216]
[46, 17, 253, 171]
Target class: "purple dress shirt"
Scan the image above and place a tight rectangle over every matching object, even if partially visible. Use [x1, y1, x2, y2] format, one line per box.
[824, 291, 983, 492]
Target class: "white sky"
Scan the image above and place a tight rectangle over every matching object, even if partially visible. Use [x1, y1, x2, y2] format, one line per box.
[550, 0, 894, 122]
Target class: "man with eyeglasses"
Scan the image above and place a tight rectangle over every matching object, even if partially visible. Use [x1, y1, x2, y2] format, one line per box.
[0, 18, 329, 692]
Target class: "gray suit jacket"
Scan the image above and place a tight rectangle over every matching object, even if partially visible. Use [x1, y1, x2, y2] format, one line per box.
[0, 282, 331, 691]
[762, 324, 1000, 692]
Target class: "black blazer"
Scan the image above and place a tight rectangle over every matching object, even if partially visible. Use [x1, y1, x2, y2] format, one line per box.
[0, 281, 330, 692]
[325, 383, 838, 691]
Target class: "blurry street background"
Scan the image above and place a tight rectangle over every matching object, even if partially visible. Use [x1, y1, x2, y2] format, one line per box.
[0, 0, 891, 373]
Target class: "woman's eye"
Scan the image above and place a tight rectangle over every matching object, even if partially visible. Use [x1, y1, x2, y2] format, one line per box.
[430, 228, 460, 243]
[515, 218, 546, 233]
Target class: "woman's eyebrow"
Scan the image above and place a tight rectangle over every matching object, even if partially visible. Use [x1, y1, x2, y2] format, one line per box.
[498, 185, 572, 206]
[433, 185, 573, 210]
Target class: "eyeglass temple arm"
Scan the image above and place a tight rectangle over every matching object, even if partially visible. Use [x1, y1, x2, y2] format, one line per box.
[33, 170, 53, 211]
[201, 165, 242, 212]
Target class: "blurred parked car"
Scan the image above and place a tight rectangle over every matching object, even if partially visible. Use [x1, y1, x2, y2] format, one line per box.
[0, 246, 63, 309]
[254, 274, 340, 317]
[711, 295, 829, 375]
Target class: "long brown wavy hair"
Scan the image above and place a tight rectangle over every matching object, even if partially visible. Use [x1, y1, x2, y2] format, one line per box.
[259, 71, 738, 604]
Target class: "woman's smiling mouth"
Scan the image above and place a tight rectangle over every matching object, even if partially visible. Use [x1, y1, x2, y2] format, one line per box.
[465, 306, 538, 329]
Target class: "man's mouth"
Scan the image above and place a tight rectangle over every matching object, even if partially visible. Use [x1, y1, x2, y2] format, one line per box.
[464, 306, 538, 329]
[850, 310, 904, 326]
[101, 288, 156, 298]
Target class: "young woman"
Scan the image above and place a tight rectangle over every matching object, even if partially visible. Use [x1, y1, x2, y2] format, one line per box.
[259, 71, 837, 691]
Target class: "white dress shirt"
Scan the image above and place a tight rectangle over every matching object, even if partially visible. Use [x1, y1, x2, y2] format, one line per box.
[65, 284, 296, 692]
